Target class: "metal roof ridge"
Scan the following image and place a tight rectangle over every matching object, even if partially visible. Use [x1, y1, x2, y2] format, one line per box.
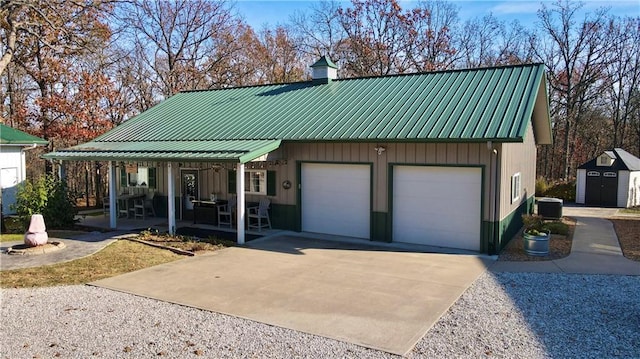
[175, 63, 546, 94]
[332, 63, 545, 83]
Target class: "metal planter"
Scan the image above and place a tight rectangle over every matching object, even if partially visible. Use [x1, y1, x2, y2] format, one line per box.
[523, 231, 550, 256]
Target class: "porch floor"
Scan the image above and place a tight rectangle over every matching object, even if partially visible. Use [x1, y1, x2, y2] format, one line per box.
[76, 212, 283, 239]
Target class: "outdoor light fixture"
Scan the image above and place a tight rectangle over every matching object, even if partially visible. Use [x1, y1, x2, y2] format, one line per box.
[374, 146, 386, 155]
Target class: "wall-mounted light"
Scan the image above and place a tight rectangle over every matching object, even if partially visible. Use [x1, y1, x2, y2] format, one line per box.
[374, 146, 386, 155]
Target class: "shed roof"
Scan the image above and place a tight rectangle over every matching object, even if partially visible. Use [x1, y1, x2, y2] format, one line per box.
[44, 63, 551, 163]
[0, 124, 48, 146]
[578, 148, 640, 171]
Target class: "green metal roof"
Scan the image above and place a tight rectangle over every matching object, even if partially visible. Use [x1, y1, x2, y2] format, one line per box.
[0, 124, 48, 146]
[46, 63, 551, 162]
[43, 140, 281, 163]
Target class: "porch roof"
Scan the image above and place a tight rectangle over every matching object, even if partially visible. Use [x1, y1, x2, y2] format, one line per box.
[42, 139, 281, 163]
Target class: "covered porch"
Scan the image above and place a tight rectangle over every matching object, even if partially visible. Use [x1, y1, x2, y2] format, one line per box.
[45, 140, 283, 245]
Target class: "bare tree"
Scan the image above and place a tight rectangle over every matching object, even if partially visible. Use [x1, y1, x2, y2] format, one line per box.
[602, 16, 640, 148]
[406, 0, 458, 71]
[0, 0, 110, 77]
[120, 0, 238, 96]
[533, 0, 610, 180]
[290, 0, 346, 63]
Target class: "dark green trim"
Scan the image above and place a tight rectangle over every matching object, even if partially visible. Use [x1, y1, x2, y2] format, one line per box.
[270, 203, 297, 230]
[148, 167, 157, 189]
[228, 170, 236, 194]
[267, 170, 276, 196]
[495, 196, 535, 252]
[120, 167, 127, 187]
[388, 163, 485, 250]
[371, 211, 391, 242]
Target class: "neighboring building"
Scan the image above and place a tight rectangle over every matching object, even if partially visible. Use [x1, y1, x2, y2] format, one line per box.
[0, 124, 48, 215]
[576, 148, 640, 208]
[45, 57, 552, 254]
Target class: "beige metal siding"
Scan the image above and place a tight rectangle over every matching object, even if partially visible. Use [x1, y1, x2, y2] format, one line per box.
[499, 124, 537, 219]
[283, 142, 494, 220]
[140, 139, 540, 223]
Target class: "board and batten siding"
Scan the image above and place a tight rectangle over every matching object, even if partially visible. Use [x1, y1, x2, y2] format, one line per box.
[280, 142, 495, 220]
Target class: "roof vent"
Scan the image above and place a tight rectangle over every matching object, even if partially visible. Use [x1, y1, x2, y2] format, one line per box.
[310, 55, 338, 84]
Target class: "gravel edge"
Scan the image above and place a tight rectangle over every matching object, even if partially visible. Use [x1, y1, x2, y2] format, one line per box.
[2, 272, 638, 358]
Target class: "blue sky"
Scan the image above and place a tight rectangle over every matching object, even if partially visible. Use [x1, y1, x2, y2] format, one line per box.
[234, 0, 640, 29]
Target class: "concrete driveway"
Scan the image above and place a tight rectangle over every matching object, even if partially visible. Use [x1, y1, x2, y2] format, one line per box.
[92, 236, 491, 355]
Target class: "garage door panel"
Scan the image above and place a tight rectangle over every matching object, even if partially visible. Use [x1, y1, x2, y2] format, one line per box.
[393, 166, 481, 251]
[302, 163, 370, 239]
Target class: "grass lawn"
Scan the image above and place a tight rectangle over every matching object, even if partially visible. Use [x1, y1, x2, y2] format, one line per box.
[0, 240, 182, 288]
[1, 230, 88, 242]
[620, 206, 640, 215]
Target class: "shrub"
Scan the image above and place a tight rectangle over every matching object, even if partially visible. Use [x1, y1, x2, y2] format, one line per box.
[535, 177, 550, 197]
[11, 175, 78, 230]
[535, 178, 576, 202]
[544, 181, 576, 202]
[544, 221, 569, 235]
[522, 214, 568, 236]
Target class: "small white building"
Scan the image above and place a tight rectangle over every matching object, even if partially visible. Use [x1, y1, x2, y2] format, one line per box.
[576, 148, 640, 208]
[0, 124, 48, 215]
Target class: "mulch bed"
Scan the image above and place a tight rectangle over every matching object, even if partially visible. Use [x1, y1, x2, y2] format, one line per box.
[610, 218, 640, 261]
[498, 217, 576, 261]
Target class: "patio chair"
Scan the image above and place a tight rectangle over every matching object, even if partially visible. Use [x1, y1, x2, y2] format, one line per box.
[133, 198, 145, 219]
[217, 195, 236, 227]
[144, 190, 156, 217]
[248, 197, 271, 231]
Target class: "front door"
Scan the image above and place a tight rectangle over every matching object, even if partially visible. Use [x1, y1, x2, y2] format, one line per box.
[181, 170, 198, 220]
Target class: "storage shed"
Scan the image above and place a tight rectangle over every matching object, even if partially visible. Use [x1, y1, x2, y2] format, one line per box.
[0, 124, 48, 214]
[576, 148, 640, 208]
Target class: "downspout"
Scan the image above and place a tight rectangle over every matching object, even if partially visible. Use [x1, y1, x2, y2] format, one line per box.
[487, 141, 500, 254]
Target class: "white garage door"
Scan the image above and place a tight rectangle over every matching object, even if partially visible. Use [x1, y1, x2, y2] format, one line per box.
[393, 166, 482, 251]
[302, 163, 370, 238]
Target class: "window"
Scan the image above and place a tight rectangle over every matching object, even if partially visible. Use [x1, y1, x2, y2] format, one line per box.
[511, 173, 521, 203]
[245, 170, 266, 195]
[121, 165, 157, 188]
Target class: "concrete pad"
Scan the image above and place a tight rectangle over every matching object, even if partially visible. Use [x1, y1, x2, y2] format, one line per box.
[91, 236, 492, 355]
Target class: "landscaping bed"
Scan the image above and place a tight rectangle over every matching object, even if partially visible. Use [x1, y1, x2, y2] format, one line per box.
[498, 217, 575, 261]
[133, 229, 236, 255]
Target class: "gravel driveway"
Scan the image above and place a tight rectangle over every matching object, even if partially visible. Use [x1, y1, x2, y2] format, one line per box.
[2, 272, 638, 358]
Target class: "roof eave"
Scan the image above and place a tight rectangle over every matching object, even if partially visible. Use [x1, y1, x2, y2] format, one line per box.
[531, 72, 553, 145]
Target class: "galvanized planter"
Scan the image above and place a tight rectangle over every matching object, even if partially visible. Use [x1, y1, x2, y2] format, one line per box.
[523, 231, 550, 256]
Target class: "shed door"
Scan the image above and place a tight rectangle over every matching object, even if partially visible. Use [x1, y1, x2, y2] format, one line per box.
[392, 166, 482, 251]
[585, 171, 618, 207]
[301, 163, 370, 239]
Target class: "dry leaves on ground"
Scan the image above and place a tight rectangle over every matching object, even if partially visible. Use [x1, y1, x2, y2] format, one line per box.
[610, 218, 640, 262]
[498, 217, 576, 261]
[135, 234, 233, 254]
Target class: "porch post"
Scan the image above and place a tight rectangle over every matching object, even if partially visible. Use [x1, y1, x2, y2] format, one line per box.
[167, 162, 176, 235]
[236, 162, 245, 244]
[108, 161, 117, 229]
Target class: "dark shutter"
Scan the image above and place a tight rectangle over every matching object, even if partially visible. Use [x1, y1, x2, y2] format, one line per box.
[228, 170, 236, 194]
[267, 170, 276, 196]
[148, 167, 157, 189]
[120, 167, 127, 187]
